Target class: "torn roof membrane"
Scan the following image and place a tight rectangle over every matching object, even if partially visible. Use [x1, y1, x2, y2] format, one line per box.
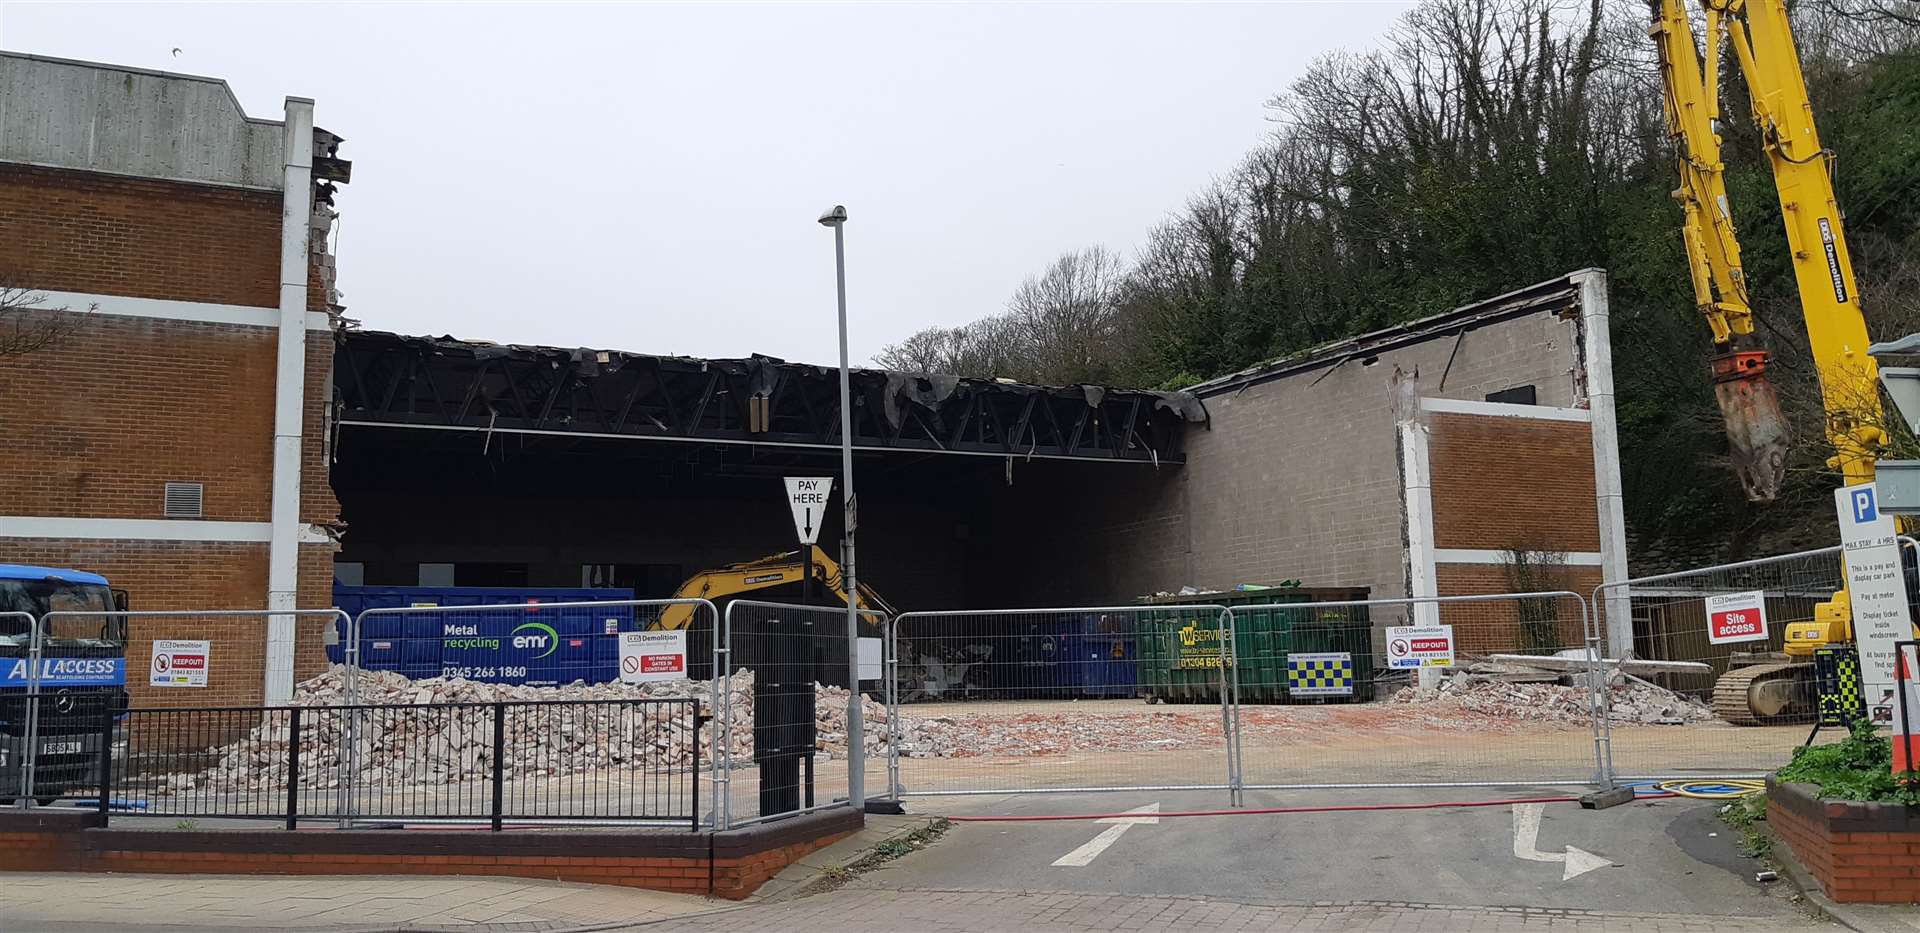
[337, 331, 1205, 463]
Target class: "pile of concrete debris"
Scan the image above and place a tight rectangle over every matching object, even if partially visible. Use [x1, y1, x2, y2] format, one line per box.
[170, 666, 959, 793]
[1391, 678, 1714, 725]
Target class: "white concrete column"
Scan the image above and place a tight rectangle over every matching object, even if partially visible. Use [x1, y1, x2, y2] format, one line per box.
[1400, 417, 1442, 687]
[1573, 268, 1633, 657]
[265, 97, 315, 705]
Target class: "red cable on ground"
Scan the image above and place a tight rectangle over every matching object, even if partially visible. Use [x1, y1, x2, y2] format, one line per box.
[944, 792, 1674, 822]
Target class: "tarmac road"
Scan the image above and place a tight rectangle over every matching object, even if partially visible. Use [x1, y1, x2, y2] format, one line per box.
[867, 786, 1823, 919]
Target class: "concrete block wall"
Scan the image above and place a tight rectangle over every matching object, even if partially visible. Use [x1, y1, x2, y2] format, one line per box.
[995, 291, 1601, 614]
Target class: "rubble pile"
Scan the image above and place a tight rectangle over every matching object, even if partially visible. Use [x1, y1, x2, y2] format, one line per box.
[1390, 678, 1715, 725]
[175, 666, 960, 794]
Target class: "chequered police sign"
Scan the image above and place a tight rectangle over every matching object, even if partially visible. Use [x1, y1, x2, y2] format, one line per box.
[1288, 652, 1353, 697]
[1817, 646, 1866, 726]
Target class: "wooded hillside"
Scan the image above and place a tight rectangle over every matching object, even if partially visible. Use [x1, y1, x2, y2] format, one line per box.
[877, 0, 1920, 566]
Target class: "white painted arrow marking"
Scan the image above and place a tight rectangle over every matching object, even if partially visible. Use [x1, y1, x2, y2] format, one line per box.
[1511, 803, 1614, 881]
[1051, 803, 1159, 867]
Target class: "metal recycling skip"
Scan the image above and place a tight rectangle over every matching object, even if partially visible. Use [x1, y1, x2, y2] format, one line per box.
[332, 586, 646, 686]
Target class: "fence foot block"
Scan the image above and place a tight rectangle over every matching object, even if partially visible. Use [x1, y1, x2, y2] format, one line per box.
[1579, 787, 1635, 810]
[864, 798, 906, 815]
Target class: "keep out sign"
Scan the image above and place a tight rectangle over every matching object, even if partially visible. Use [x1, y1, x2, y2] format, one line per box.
[1705, 591, 1769, 645]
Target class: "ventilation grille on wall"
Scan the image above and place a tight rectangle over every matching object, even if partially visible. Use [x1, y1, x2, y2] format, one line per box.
[163, 482, 204, 518]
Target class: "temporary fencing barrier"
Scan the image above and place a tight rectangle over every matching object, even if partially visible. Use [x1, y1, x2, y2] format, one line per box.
[1591, 540, 1920, 780]
[111, 697, 701, 829]
[1231, 591, 1606, 790]
[16, 609, 351, 808]
[886, 605, 1242, 803]
[3, 610, 40, 802]
[715, 599, 887, 829]
[22, 535, 1913, 824]
[348, 599, 718, 826]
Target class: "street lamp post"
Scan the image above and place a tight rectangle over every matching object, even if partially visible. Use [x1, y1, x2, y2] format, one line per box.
[817, 204, 863, 809]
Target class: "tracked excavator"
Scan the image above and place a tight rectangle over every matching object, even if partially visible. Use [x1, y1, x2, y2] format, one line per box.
[1650, 0, 1899, 723]
[653, 545, 895, 632]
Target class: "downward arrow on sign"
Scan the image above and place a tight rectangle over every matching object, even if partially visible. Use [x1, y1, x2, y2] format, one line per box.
[1512, 803, 1614, 881]
[1051, 803, 1160, 867]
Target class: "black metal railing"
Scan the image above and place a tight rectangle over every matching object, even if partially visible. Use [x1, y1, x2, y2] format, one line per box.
[105, 698, 703, 830]
[3, 693, 118, 811]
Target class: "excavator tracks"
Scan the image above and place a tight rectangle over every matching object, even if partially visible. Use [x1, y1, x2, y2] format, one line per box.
[1713, 660, 1811, 725]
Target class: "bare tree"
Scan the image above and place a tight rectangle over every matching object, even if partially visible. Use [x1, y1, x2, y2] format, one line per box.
[873, 246, 1127, 385]
[0, 276, 90, 357]
[1004, 246, 1126, 385]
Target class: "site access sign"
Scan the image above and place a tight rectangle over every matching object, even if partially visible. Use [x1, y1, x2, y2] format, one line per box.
[619, 630, 688, 684]
[1835, 482, 1914, 712]
[1704, 591, 1769, 645]
[150, 639, 210, 688]
[784, 476, 834, 545]
[1385, 625, 1455, 669]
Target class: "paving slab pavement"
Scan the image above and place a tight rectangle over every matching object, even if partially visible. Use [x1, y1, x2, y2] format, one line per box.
[652, 885, 1837, 932]
[0, 873, 722, 933]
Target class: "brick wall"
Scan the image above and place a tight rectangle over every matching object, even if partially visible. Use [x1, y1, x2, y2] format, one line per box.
[1428, 413, 1599, 553]
[302, 338, 341, 526]
[0, 164, 281, 307]
[1432, 564, 1603, 655]
[0, 157, 341, 702]
[0, 317, 277, 522]
[0, 538, 335, 708]
[0, 808, 863, 900]
[1770, 779, 1920, 903]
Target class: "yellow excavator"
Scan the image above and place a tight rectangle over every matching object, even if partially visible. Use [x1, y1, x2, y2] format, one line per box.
[1651, 0, 1891, 722]
[654, 545, 896, 631]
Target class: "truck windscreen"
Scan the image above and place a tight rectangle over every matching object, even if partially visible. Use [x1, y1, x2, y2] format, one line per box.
[0, 580, 118, 645]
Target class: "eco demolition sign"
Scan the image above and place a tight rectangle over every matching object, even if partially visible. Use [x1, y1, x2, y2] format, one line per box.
[149, 639, 210, 687]
[1835, 482, 1915, 711]
[1385, 625, 1455, 669]
[1704, 591, 1769, 645]
[619, 630, 688, 683]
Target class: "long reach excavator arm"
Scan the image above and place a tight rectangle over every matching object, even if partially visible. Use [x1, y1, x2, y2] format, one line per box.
[1649, 0, 1883, 502]
[1651, 0, 1893, 723]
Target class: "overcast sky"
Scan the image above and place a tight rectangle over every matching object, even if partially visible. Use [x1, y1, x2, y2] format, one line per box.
[2, 2, 1412, 367]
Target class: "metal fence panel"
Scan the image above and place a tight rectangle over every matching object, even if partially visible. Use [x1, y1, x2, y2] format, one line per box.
[3, 610, 39, 802]
[1591, 543, 1910, 779]
[885, 605, 1240, 803]
[27, 609, 349, 808]
[716, 600, 887, 829]
[1229, 592, 1605, 790]
[349, 599, 718, 826]
[105, 698, 699, 828]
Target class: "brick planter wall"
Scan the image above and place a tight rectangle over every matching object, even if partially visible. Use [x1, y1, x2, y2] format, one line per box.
[0, 807, 859, 900]
[1769, 777, 1920, 903]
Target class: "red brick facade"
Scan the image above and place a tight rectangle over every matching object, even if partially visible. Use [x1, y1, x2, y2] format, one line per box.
[0, 164, 282, 307]
[1422, 411, 1607, 655]
[0, 318, 278, 521]
[1428, 413, 1601, 554]
[1433, 564, 1604, 655]
[1, 152, 340, 702]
